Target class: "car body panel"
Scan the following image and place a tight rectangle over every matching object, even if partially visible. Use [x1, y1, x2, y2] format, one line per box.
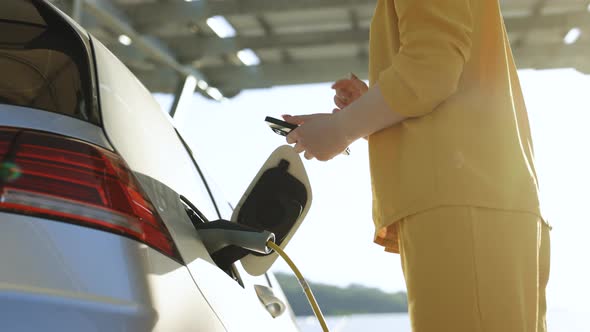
[93, 38, 301, 331]
[0, 1, 304, 330]
[0, 212, 226, 332]
[0, 105, 111, 149]
[92, 39, 219, 222]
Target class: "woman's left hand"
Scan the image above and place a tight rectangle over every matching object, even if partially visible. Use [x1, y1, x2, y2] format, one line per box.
[282, 113, 351, 161]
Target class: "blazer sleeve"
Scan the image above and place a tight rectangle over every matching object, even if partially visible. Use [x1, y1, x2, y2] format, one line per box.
[376, 0, 474, 117]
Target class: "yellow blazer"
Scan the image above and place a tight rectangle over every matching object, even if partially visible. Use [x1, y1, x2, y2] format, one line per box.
[368, 0, 544, 251]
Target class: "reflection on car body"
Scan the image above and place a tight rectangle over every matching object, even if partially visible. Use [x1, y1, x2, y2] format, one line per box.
[0, 1, 311, 331]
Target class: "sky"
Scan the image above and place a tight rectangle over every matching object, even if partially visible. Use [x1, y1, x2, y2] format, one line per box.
[154, 67, 590, 314]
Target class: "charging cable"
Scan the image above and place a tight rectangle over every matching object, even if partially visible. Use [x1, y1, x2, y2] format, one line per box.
[266, 241, 330, 332]
[191, 219, 330, 331]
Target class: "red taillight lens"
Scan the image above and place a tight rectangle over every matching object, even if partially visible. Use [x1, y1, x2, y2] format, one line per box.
[0, 127, 182, 262]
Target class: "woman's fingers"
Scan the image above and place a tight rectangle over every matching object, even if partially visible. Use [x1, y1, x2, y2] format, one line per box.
[351, 78, 369, 94]
[333, 80, 358, 94]
[331, 78, 354, 90]
[334, 95, 348, 109]
[282, 114, 311, 125]
[286, 129, 298, 144]
[332, 77, 367, 109]
[288, 142, 315, 160]
[335, 87, 353, 100]
[293, 142, 305, 154]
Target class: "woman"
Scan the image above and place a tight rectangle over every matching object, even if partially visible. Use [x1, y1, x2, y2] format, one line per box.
[283, 0, 551, 331]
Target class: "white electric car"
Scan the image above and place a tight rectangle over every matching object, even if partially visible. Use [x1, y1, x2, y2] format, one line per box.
[0, 1, 312, 331]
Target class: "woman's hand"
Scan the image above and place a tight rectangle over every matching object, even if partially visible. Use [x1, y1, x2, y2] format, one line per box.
[282, 113, 351, 161]
[331, 73, 368, 112]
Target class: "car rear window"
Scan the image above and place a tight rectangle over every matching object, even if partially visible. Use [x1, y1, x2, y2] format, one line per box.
[0, 0, 98, 124]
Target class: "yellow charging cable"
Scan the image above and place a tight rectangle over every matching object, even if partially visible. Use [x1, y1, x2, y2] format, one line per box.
[266, 241, 329, 332]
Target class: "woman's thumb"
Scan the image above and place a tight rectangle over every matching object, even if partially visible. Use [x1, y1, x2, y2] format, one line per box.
[282, 114, 307, 125]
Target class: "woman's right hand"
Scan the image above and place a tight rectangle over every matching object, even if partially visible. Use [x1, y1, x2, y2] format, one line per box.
[331, 73, 369, 112]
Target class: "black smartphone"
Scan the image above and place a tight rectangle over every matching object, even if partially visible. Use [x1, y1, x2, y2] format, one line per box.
[264, 116, 350, 156]
[264, 116, 297, 137]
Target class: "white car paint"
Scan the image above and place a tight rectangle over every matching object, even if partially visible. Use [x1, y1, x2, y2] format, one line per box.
[0, 212, 226, 332]
[93, 38, 303, 331]
[0, 1, 307, 329]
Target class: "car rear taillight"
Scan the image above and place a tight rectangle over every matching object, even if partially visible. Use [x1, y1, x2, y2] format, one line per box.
[0, 127, 182, 262]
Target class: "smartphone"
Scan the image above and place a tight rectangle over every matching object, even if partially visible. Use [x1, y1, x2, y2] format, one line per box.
[264, 116, 350, 156]
[264, 116, 298, 137]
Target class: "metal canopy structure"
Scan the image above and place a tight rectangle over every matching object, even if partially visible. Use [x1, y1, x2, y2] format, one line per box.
[51, 0, 590, 100]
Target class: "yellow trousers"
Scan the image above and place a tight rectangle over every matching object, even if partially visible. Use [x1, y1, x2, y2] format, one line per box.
[397, 207, 550, 332]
